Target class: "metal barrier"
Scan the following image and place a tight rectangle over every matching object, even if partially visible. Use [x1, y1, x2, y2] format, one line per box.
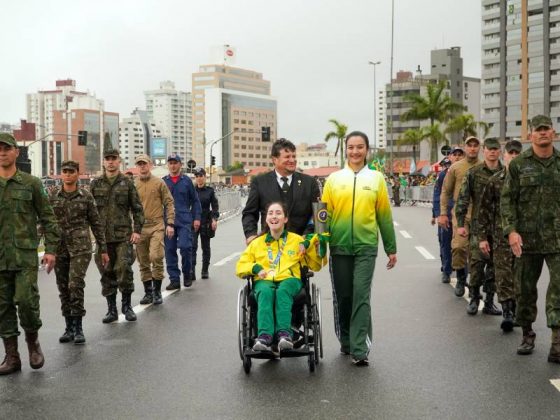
[388, 185, 435, 205]
[216, 190, 242, 220]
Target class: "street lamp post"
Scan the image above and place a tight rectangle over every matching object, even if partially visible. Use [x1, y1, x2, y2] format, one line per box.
[207, 129, 237, 183]
[368, 60, 381, 151]
[389, 0, 395, 175]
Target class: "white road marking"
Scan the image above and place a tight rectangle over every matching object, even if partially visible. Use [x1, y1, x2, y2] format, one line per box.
[399, 230, 412, 239]
[393, 221, 399, 227]
[415, 246, 435, 260]
[117, 288, 180, 323]
[550, 379, 560, 393]
[214, 251, 242, 266]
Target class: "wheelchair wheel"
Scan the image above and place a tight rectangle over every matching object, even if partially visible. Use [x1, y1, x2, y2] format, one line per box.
[243, 355, 252, 374]
[237, 286, 249, 361]
[317, 286, 324, 360]
[311, 283, 323, 364]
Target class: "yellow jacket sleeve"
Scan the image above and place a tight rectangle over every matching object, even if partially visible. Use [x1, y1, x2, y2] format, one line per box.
[301, 234, 326, 272]
[236, 240, 261, 279]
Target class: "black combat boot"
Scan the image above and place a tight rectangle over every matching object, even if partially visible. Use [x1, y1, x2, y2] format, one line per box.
[500, 299, 515, 332]
[102, 294, 118, 324]
[139, 280, 154, 305]
[122, 293, 137, 322]
[548, 328, 560, 364]
[0, 337, 21, 375]
[466, 286, 481, 315]
[59, 316, 74, 343]
[73, 317, 86, 345]
[201, 264, 209, 279]
[517, 326, 536, 355]
[441, 272, 450, 284]
[455, 269, 467, 297]
[482, 292, 502, 316]
[25, 331, 44, 370]
[153, 279, 163, 305]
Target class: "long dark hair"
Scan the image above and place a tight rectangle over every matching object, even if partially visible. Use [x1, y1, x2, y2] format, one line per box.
[345, 131, 370, 165]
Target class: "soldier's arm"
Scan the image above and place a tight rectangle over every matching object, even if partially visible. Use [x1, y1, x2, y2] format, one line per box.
[477, 181, 495, 242]
[128, 180, 144, 234]
[440, 166, 455, 215]
[161, 181, 175, 225]
[454, 171, 473, 228]
[86, 191, 107, 254]
[210, 188, 219, 220]
[32, 178, 60, 255]
[500, 163, 520, 237]
[189, 183, 202, 221]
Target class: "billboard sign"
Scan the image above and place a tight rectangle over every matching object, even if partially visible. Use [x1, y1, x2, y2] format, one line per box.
[151, 138, 167, 158]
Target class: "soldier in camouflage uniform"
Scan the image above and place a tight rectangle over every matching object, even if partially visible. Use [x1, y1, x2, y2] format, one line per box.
[50, 160, 109, 344]
[477, 140, 522, 332]
[0, 133, 60, 375]
[501, 115, 560, 363]
[91, 149, 144, 323]
[455, 137, 503, 316]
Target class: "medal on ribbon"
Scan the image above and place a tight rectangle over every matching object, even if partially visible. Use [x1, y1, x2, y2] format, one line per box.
[266, 234, 287, 279]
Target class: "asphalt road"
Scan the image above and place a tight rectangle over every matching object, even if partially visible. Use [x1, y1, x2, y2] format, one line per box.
[1, 206, 559, 419]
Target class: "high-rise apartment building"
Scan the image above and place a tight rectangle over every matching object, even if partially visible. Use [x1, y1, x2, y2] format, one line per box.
[383, 48, 480, 161]
[376, 90, 386, 149]
[482, 0, 560, 139]
[145, 81, 192, 160]
[119, 109, 163, 168]
[27, 79, 118, 176]
[191, 64, 277, 171]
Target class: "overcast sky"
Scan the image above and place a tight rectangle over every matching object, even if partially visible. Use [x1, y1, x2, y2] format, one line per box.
[2, 0, 481, 145]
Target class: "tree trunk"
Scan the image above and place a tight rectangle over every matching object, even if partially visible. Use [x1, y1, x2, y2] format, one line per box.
[339, 138, 344, 168]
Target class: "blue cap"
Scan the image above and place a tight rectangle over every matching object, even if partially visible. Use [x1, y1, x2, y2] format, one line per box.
[167, 153, 182, 163]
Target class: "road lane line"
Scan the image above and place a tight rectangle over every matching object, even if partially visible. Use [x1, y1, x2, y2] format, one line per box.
[214, 251, 242, 266]
[415, 246, 435, 260]
[399, 230, 412, 239]
[550, 379, 560, 393]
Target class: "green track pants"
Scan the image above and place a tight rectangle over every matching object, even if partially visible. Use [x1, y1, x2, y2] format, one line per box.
[330, 254, 376, 359]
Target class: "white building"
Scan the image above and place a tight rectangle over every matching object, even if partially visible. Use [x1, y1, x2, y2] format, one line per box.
[296, 143, 337, 170]
[376, 90, 386, 149]
[145, 81, 192, 161]
[119, 109, 162, 168]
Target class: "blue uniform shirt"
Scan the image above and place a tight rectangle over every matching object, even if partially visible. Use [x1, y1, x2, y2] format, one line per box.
[432, 169, 453, 218]
[163, 175, 202, 227]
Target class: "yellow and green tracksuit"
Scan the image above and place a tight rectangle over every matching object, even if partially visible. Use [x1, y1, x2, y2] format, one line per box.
[322, 165, 397, 358]
[236, 231, 325, 337]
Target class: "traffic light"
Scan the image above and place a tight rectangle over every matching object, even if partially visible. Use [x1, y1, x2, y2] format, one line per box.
[78, 130, 88, 146]
[211, 155, 216, 166]
[261, 126, 271, 142]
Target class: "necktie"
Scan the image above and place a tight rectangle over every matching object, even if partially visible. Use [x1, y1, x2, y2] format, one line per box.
[281, 177, 289, 193]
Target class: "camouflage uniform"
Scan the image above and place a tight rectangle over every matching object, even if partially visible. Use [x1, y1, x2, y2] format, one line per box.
[477, 169, 515, 303]
[455, 158, 503, 310]
[90, 172, 144, 297]
[0, 169, 60, 338]
[50, 185, 107, 317]
[501, 147, 560, 329]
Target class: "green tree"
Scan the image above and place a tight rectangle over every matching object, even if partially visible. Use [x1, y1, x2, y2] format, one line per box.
[397, 128, 427, 164]
[445, 113, 490, 142]
[324, 118, 348, 169]
[401, 80, 465, 162]
[225, 161, 244, 172]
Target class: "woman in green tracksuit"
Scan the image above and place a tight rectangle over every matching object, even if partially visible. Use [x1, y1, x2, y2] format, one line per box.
[322, 131, 397, 366]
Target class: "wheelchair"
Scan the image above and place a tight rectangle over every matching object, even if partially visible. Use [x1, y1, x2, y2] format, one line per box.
[237, 266, 323, 373]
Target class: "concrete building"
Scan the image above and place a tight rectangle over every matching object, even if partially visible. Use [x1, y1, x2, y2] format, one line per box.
[297, 143, 337, 170]
[119, 109, 163, 168]
[376, 90, 386, 150]
[26, 79, 118, 176]
[144, 81, 192, 161]
[191, 64, 277, 173]
[383, 47, 481, 162]
[481, 0, 560, 140]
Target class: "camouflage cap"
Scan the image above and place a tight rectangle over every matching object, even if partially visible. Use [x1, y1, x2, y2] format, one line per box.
[0, 133, 17, 148]
[483, 137, 501, 149]
[530, 114, 553, 130]
[464, 136, 480, 145]
[61, 160, 79, 171]
[103, 148, 120, 158]
[135, 154, 152, 164]
[505, 139, 523, 153]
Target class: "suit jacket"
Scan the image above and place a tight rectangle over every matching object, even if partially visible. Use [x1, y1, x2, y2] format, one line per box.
[242, 171, 321, 239]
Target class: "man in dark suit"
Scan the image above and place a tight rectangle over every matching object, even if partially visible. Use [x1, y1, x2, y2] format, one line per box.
[242, 138, 321, 244]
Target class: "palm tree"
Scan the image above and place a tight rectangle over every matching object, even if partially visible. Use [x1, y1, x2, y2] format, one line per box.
[401, 80, 465, 162]
[445, 114, 490, 143]
[397, 128, 426, 166]
[324, 119, 348, 168]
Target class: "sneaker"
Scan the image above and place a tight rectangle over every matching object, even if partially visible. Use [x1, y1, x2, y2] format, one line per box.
[277, 332, 293, 351]
[352, 357, 369, 366]
[252, 334, 272, 352]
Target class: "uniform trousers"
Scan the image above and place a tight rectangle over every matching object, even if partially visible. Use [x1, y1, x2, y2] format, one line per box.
[330, 252, 376, 359]
[192, 229, 211, 274]
[136, 222, 165, 282]
[468, 233, 496, 294]
[95, 242, 135, 297]
[0, 268, 41, 338]
[438, 224, 453, 276]
[164, 225, 192, 282]
[55, 249, 92, 316]
[451, 214, 469, 270]
[491, 239, 515, 302]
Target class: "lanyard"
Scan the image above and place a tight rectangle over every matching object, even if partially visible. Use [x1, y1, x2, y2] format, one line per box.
[266, 235, 287, 271]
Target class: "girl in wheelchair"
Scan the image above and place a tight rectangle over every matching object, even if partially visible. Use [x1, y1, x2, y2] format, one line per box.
[236, 201, 324, 352]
